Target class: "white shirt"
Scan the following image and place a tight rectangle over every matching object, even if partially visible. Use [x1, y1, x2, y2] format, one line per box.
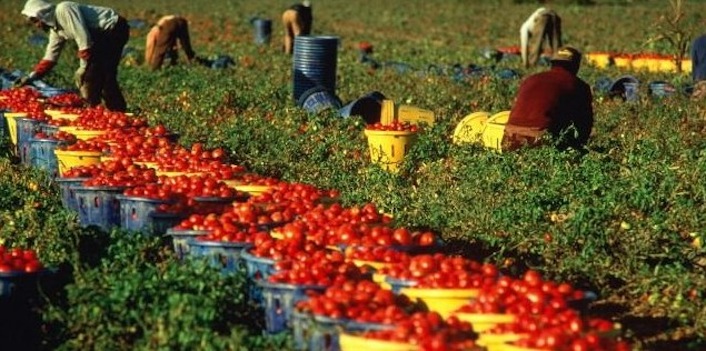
[22, 1, 119, 66]
[520, 7, 548, 64]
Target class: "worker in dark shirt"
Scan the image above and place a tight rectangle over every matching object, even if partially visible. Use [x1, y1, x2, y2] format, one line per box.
[503, 46, 594, 151]
[690, 34, 706, 99]
[282, 1, 312, 54]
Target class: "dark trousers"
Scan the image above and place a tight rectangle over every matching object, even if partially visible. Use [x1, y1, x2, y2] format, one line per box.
[84, 16, 129, 112]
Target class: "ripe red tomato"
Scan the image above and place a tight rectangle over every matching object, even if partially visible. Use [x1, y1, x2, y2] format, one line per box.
[392, 228, 412, 246]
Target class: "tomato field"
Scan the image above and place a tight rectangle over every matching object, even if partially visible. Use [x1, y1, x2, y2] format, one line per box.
[1, 0, 706, 350]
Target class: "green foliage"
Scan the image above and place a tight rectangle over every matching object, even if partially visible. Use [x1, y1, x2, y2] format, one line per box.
[645, 0, 694, 72]
[1, 0, 706, 349]
[43, 232, 291, 350]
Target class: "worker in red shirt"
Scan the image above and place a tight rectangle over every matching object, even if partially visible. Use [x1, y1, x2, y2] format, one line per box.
[282, 1, 312, 54]
[503, 46, 594, 151]
[15, 0, 129, 112]
[145, 15, 199, 70]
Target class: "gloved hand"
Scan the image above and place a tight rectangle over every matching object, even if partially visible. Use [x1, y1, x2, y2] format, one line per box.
[12, 75, 32, 88]
[74, 66, 86, 89]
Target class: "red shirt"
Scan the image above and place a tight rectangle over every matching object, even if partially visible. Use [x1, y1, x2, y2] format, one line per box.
[504, 66, 593, 150]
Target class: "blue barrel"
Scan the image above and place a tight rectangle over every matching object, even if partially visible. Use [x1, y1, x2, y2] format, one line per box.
[253, 18, 272, 45]
[297, 86, 343, 114]
[609, 75, 640, 102]
[29, 137, 63, 176]
[338, 91, 386, 124]
[293, 36, 339, 102]
[623, 82, 639, 102]
[593, 76, 613, 96]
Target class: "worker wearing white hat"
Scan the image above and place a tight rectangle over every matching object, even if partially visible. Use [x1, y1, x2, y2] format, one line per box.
[15, 0, 129, 111]
[520, 7, 563, 68]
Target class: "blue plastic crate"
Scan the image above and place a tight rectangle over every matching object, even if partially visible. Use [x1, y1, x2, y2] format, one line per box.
[0, 111, 6, 142]
[115, 195, 174, 235]
[0, 270, 44, 299]
[39, 123, 60, 136]
[165, 228, 210, 261]
[259, 281, 326, 334]
[292, 311, 345, 351]
[191, 196, 245, 215]
[29, 138, 62, 176]
[384, 276, 418, 294]
[73, 185, 126, 231]
[241, 250, 277, 303]
[241, 251, 277, 281]
[16, 118, 42, 165]
[149, 212, 186, 236]
[292, 312, 394, 351]
[187, 239, 252, 274]
[54, 177, 89, 212]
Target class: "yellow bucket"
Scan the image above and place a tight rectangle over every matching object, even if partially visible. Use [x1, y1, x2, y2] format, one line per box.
[585, 52, 611, 68]
[155, 170, 204, 177]
[399, 288, 480, 318]
[363, 129, 418, 172]
[73, 130, 107, 141]
[44, 109, 66, 118]
[59, 126, 107, 141]
[481, 111, 510, 152]
[100, 155, 116, 163]
[270, 229, 284, 240]
[613, 56, 632, 69]
[57, 113, 80, 122]
[4, 112, 28, 147]
[486, 343, 542, 351]
[134, 161, 159, 169]
[339, 332, 416, 351]
[630, 58, 650, 72]
[54, 150, 103, 176]
[682, 59, 692, 73]
[453, 111, 491, 145]
[454, 313, 516, 332]
[352, 259, 391, 271]
[231, 184, 273, 196]
[478, 333, 527, 348]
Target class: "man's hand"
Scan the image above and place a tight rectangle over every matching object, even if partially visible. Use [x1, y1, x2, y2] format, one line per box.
[12, 76, 32, 88]
[74, 66, 86, 89]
